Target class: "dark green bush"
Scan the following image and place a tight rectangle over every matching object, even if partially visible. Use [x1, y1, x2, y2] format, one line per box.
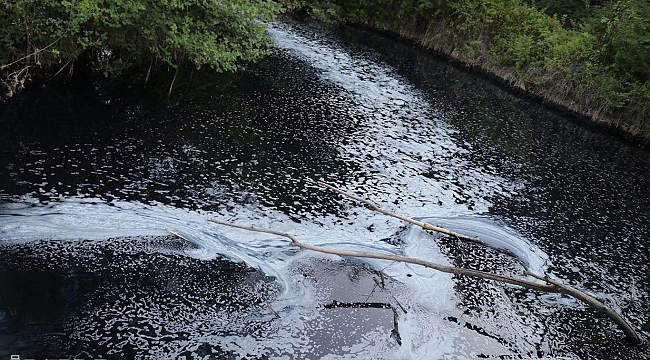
[1, 0, 282, 96]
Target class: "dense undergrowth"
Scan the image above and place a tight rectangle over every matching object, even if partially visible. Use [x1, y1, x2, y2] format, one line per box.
[287, 0, 650, 142]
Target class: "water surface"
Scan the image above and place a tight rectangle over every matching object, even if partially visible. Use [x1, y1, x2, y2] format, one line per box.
[0, 18, 649, 359]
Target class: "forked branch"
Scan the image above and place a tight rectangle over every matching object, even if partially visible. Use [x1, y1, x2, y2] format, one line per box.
[318, 181, 528, 269]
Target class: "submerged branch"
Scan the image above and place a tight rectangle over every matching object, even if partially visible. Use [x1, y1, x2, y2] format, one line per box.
[208, 218, 640, 344]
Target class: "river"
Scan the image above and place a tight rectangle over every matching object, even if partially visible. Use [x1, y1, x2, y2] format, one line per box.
[0, 17, 648, 359]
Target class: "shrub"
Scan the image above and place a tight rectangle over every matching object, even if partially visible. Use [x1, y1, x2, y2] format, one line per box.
[1, 0, 283, 97]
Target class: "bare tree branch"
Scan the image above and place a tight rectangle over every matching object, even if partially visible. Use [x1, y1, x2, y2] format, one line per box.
[317, 181, 477, 241]
[318, 181, 529, 269]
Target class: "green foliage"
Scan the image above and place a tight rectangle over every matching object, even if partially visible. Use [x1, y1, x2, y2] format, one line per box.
[290, 0, 650, 139]
[1, 0, 282, 78]
[530, 0, 594, 25]
[586, 1, 650, 82]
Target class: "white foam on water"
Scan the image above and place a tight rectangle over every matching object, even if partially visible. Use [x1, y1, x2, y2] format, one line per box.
[0, 21, 556, 359]
[0, 191, 550, 358]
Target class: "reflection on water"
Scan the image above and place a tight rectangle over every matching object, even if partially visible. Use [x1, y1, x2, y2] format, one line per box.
[0, 17, 649, 359]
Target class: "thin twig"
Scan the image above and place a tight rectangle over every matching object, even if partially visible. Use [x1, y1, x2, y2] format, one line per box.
[145, 60, 153, 87]
[317, 181, 477, 241]
[364, 281, 377, 302]
[168, 67, 178, 98]
[392, 294, 408, 314]
[372, 277, 408, 314]
[373, 276, 385, 290]
[1, 37, 63, 70]
[47, 59, 73, 81]
[226, 249, 260, 271]
[264, 300, 281, 319]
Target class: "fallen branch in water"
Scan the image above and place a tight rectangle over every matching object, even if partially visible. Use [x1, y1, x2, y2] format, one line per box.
[207, 219, 640, 344]
[316, 182, 640, 343]
[318, 181, 528, 269]
[317, 181, 479, 242]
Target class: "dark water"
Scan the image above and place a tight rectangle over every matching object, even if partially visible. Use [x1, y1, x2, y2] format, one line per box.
[0, 18, 649, 359]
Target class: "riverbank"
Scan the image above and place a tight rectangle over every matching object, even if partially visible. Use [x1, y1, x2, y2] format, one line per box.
[288, 0, 650, 146]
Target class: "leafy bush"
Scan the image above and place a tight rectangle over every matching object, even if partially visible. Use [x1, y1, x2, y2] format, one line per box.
[1, 0, 282, 96]
[586, 1, 650, 82]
